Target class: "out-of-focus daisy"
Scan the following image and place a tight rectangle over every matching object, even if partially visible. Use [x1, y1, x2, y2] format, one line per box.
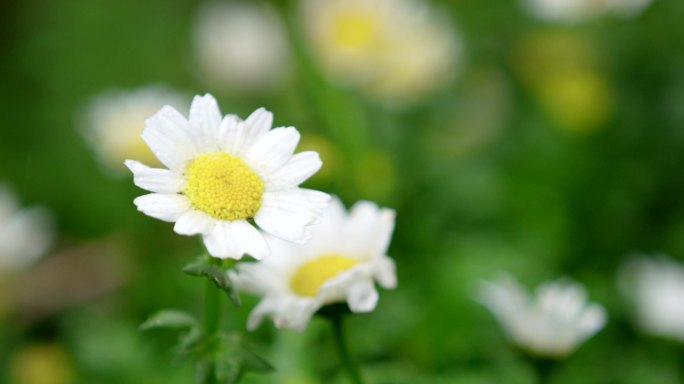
[522, 0, 653, 23]
[230, 197, 396, 331]
[477, 275, 606, 358]
[619, 255, 684, 342]
[0, 184, 53, 272]
[194, 2, 290, 93]
[300, 0, 460, 103]
[82, 86, 188, 172]
[515, 31, 614, 134]
[126, 94, 329, 260]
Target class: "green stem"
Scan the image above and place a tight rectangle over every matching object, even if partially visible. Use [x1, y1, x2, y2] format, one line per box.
[203, 258, 222, 384]
[204, 276, 221, 336]
[330, 313, 364, 384]
[530, 356, 557, 384]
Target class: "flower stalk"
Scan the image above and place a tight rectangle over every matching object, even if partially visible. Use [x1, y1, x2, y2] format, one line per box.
[530, 356, 557, 384]
[329, 310, 364, 384]
[204, 274, 221, 337]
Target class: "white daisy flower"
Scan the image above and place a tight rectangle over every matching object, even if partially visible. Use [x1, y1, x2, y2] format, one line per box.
[522, 0, 653, 23]
[619, 255, 684, 342]
[477, 275, 606, 358]
[194, 2, 290, 93]
[230, 197, 397, 331]
[82, 86, 188, 172]
[300, 0, 461, 102]
[125, 94, 329, 260]
[0, 184, 53, 272]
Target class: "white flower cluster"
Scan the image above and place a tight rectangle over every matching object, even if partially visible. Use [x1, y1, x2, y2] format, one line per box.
[126, 94, 397, 329]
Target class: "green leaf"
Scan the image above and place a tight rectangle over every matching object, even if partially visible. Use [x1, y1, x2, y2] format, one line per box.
[215, 355, 242, 383]
[238, 347, 275, 373]
[174, 327, 205, 362]
[183, 260, 241, 307]
[139, 310, 197, 331]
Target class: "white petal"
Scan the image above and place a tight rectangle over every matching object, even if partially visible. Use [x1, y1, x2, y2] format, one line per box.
[374, 257, 397, 289]
[346, 280, 379, 313]
[247, 300, 270, 331]
[203, 220, 269, 260]
[232, 220, 270, 260]
[188, 94, 222, 152]
[133, 193, 191, 222]
[254, 189, 330, 244]
[247, 297, 317, 332]
[173, 210, 214, 235]
[264, 151, 322, 189]
[245, 127, 300, 174]
[125, 160, 185, 193]
[347, 201, 396, 257]
[243, 107, 273, 147]
[141, 106, 197, 172]
[219, 108, 273, 156]
[578, 304, 607, 335]
[216, 114, 242, 153]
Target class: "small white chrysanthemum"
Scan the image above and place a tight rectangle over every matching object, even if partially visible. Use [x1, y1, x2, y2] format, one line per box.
[477, 275, 606, 358]
[230, 197, 396, 331]
[522, 0, 653, 23]
[82, 86, 188, 172]
[0, 184, 53, 272]
[619, 255, 684, 342]
[126, 94, 329, 260]
[194, 2, 290, 92]
[300, 0, 460, 102]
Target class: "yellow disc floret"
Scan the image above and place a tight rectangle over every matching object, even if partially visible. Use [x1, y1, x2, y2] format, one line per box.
[333, 11, 378, 48]
[184, 152, 264, 221]
[290, 255, 359, 297]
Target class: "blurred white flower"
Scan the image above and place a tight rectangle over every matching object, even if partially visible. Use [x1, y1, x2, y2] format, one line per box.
[82, 86, 188, 172]
[477, 275, 606, 358]
[0, 184, 53, 272]
[300, 0, 461, 103]
[619, 255, 684, 342]
[230, 197, 396, 331]
[194, 2, 290, 93]
[522, 0, 654, 23]
[126, 94, 329, 260]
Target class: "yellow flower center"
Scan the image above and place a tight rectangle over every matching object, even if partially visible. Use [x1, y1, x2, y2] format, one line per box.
[333, 11, 378, 48]
[184, 152, 264, 221]
[290, 255, 359, 297]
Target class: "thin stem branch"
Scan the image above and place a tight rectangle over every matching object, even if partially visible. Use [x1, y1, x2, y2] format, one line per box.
[330, 313, 364, 384]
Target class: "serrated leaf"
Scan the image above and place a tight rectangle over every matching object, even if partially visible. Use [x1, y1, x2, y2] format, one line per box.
[182, 261, 241, 307]
[139, 310, 197, 331]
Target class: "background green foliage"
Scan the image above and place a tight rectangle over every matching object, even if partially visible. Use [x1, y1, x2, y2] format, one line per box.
[1, 0, 684, 382]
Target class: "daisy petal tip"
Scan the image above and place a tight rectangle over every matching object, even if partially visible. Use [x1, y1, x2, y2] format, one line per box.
[291, 230, 313, 245]
[123, 159, 138, 172]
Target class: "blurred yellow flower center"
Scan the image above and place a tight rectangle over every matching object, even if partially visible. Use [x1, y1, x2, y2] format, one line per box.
[333, 11, 378, 47]
[184, 152, 264, 221]
[291, 255, 358, 297]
